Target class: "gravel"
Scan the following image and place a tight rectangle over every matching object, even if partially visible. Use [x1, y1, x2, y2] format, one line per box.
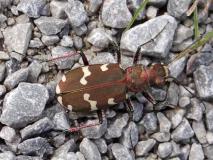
[0, 0, 212, 159]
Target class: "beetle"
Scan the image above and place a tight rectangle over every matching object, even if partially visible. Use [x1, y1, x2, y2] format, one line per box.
[55, 33, 212, 131]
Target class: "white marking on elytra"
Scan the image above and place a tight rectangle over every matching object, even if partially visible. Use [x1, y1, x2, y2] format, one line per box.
[80, 66, 91, 85]
[83, 93, 97, 111]
[68, 105, 73, 111]
[62, 75, 66, 82]
[100, 64, 109, 71]
[56, 85, 61, 94]
[57, 96, 63, 105]
[108, 98, 117, 105]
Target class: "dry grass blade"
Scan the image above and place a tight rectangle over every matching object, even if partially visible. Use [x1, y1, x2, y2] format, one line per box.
[124, 0, 149, 32]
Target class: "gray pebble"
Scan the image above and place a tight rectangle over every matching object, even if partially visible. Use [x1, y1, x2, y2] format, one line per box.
[3, 23, 32, 55]
[16, 155, 42, 160]
[80, 138, 101, 160]
[76, 152, 86, 160]
[157, 112, 171, 133]
[41, 35, 59, 46]
[60, 35, 73, 47]
[94, 138, 107, 154]
[0, 85, 6, 97]
[28, 61, 42, 83]
[167, 0, 192, 19]
[34, 16, 67, 36]
[90, 52, 116, 64]
[135, 139, 156, 156]
[187, 98, 203, 121]
[140, 112, 157, 133]
[65, 0, 88, 27]
[168, 56, 187, 78]
[87, 0, 102, 14]
[0, 126, 16, 142]
[206, 131, 213, 144]
[29, 38, 44, 49]
[192, 121, 207, 144]
[106, 113, 129, 139]
[87, 28, 110, 49]
[53, 112, 70, 131]
[205, 103, 213, 131]
[120, 15, 177, 58]
[73, 35, 83, 49]
[0, 151, 15, 160]
[179, 96, 191, 108]
[4, 68, 29, 90]
[81, 119, 107, 139]
[17, 0, 46, 18]
[18, 137, 53, 157]
[189, 143, 204, 160]
[73, 24, 88, 36]
[180, 144, 190, 160]
[203, 145, 213, 159]
[132, 101, 143, 122]
[111, 143, 133, 160]
[120, 121, 138, 149]
[50, 0, 67, 19]
[171, 118, 194, 142]
[193, 64, 213, 100]
[0, 83, 49, 128]
[0, 51, 10, 60]
[20, 117, 54, 139]
[157, 142, 173, 158]
[151, 132, 170, 142]
[146, 6, 158, 19]
[102, 0, 132, 28]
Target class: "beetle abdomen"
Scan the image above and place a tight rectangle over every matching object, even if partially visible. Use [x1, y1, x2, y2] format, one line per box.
[56, 64, 126, 112]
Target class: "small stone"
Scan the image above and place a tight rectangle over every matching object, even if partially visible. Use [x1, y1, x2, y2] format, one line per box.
[94, 138, 107, 154]
[132, 101, 143, 122]
[34, 16, 67, 36]
[16, 14, 30, 24]
[193, 64, 213, 100]
[18, 137, 53, 157]
[0, 126, 16, 142]
[87, 0, 102, 14]
[81, 119, 107, 139]
[170, 141, 181, 157]
[106, 113, 129, 139]
[16, 155, 42, 160]
[205, 103, 213, 131]
[189, 143, 204, 160]
[51, 46, 79, 70]
[0, 151, 15, 160]
[192, 121, 207, 144]
[151, 132, 170, 142]
[87, 28, 110, 49]
[171, 118, 194, 142]
[90, 52, 116, 64]
[60, 35, 73, 47]
[120, 15, 177, 58]
[140, 112, 157, 133]
[180, 145, 190, 160]
[0, 63, 6, 82]
[146, 6, 158, 19]
[157, 142, 173, 158]
[73, 24, 87, 36]
[167, 0, 192, 19]
[76, 152, 85, 160]
[20, 117, 54, 139]
[206, 131, 213, 144]
[46, 81, 57, 102]
[203, 145, 213, 159]
[179, 96, 191, 108]
[41, 35, 59, 46]
[29, 38, 44, 48]
[7, 18, 15, 26]
[166, 108, 186, 129]
[50, 0, 68, 18]
[65, 0, 88, 27]
[80, 138, 101, 160]
[187, 98, 203, 121]
[135, 139, 156, 156]
[0, 83, 49, 128]
[157, 112, 171, 133]
[0, 85, 6, 97]
[52, 139, 76, 159]
[73, 35, 83, 49]
[173, 24, 193, 45]
[53, 112, 70, 131]
[0, 51, 10, 60]
[4, 68, 29, 90]
[17, 0, 46, 18]
[102, 0, 132, 28]
[171, 38, 193, 52]
[28, 61, 42, 83]
[168, 56, 187, 78]
[3, 23, 32, 55]
[11, 6, 19, 16]
[120, 122, 138, 149]
[111, 143, 133, 160]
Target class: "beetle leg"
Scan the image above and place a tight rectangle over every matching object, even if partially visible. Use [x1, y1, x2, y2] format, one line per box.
[142, 91, 157, 105]
[79, 49, 89, 65]
[97, 110, 106, 124]
[133, 44, 144, 65]
[125, 98, 134, 121]
[110, 40, 121, 63]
